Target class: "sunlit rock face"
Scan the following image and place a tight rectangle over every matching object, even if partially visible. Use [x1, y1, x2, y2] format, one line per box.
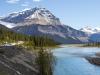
[1, 7, 61, 26]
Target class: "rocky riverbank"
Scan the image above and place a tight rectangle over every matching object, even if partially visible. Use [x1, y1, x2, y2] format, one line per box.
[86, 53, 100, 66]
[0, 46, 38, 75]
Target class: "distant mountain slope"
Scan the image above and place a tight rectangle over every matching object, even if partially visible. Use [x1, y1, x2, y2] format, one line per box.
[0, 20, 15, 28]
[13, 24, 88, 44]
[89, 33, 100, 42]
[80, 26, 100, 42]
[80, 26, 100, 35]
[0, 24, 9, 30]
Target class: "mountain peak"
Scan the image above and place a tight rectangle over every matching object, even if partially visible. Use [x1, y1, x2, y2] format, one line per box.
[80, 26, 100, 34]
[1, 7, 61, 26]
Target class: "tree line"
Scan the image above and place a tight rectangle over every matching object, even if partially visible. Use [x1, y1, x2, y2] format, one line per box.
[0, 25, 57, 47]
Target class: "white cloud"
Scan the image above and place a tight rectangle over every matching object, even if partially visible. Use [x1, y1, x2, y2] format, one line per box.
[6, 0, 20, 4]
[33, 0, 41, 2]
[21, 2, 29, 7]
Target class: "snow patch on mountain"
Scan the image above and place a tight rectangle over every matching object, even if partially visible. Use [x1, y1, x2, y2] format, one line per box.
[94, 27, 100, 32]
[1, 7, 61, 26]
[0, 20, 15, 28]
[80, 26, 100, 34]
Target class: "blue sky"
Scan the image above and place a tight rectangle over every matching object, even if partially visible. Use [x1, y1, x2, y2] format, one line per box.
[0, 0, 100, 29]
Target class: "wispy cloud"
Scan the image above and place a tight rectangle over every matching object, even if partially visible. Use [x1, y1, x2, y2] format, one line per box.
[6, 0, 20, 4]
[33, 0, 41, 2]
[21, 2, 29, 7]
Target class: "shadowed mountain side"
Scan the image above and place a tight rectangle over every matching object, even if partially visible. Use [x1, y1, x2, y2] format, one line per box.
[13, 24, 88, 44]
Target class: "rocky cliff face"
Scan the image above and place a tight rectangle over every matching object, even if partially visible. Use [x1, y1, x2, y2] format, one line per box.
[0, 46, 38, 75]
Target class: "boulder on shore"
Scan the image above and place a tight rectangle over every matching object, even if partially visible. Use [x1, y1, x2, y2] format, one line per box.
[86, 53, 100, 66]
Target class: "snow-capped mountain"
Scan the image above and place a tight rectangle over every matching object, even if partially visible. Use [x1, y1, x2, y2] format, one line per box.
[1, 7, 61, 26]
[0, 7, 89, 43]
[0, 20, 15, 28]
[94, 28, 100, 33]
[80, 26, 100, 42]
[80, 26, 100, 34]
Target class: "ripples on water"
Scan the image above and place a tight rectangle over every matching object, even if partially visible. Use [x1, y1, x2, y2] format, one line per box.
[53, 45, 100, 75]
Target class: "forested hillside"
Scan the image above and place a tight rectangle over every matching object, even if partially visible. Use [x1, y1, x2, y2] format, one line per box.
[0, 24, 57, 47]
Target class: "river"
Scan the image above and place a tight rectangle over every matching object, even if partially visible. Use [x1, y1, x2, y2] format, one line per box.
[53, 45, 100, 75]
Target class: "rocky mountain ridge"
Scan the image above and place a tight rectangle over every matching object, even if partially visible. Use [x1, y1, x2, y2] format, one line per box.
[0, 7, 89, 44]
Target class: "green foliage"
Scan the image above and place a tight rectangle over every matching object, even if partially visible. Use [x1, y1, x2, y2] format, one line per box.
[0, 25, 57, 47]
[0, 25, 57, 75]
[36, 47, 55, 75]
